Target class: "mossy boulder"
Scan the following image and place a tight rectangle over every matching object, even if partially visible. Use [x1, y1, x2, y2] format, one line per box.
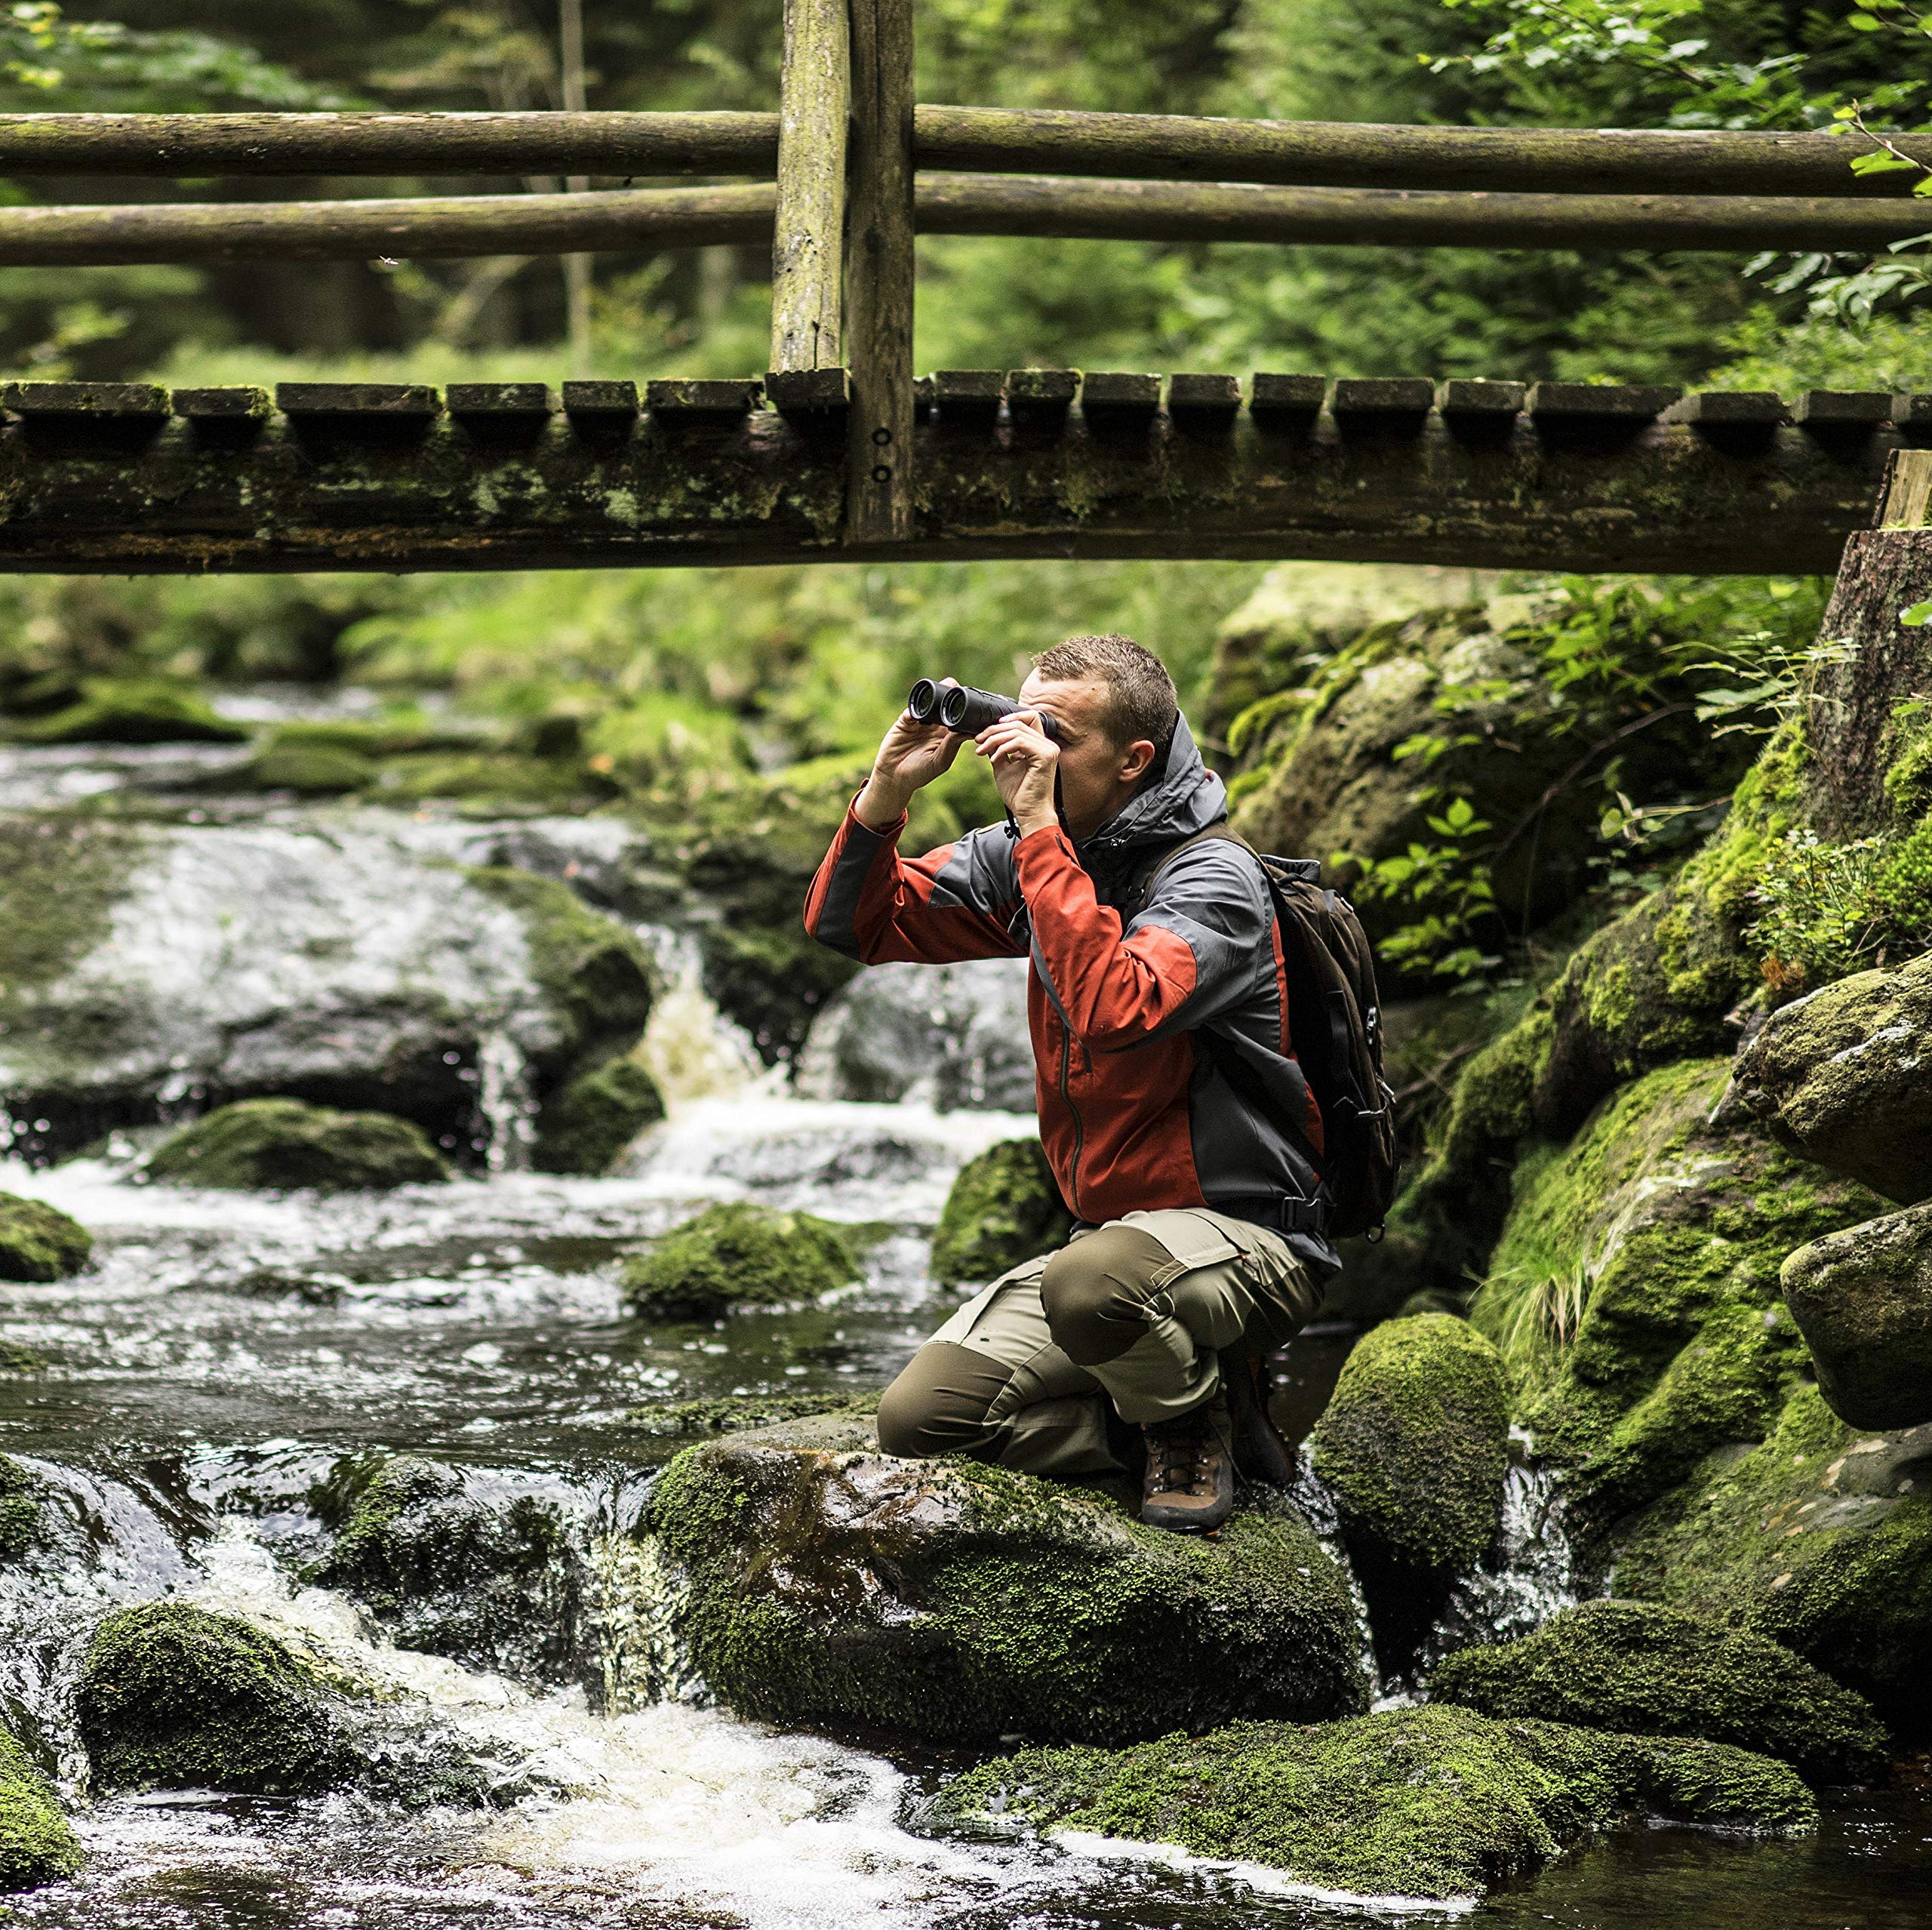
[625, 1391, 877, 1438]
[1780, 1200, 1932, 1430]
[1610, 1385, 1932, 1735]
[238, 743, 377, 796]
[8, 677, 248, 746]
[930, 1137, 1071, 1287]
[1472, 1060, 1886, 1523]
[76, 1602, 358, 1796]
[645, 1411, 1367, 1745]
[932, 1704, 1813, 1903]
[1729, 951, 1932, 1204]
[622, 1202, 860, 1319]
[1310, 1313, 1509, 1578]
[531, 1053, 665, 1174]
[0, 1454, 45, 1563]
[382, 751, 617, 809]
[145, 1100, 451, 1191]
[0, 1192, 91, 1282]
[0, 1722, 82, 1892]
[305, 1456, 589, 1685]
[1429, 1599, 1890, 1785]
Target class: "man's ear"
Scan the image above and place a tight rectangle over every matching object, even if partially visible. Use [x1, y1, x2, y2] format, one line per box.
[1119, 738, 1158, 785]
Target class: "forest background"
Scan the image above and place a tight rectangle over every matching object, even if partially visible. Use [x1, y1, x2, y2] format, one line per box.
[2, 0, 1929, 992]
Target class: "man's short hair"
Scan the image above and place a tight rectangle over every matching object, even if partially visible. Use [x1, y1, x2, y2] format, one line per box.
[1033, 633, 1178, 754]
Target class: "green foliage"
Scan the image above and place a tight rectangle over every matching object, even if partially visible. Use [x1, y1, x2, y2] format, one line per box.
[1747, 821, 1932, 998]
[1342, 793, 1500, 983]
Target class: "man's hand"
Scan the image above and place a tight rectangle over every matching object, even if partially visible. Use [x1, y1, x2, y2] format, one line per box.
[976, 709, 1060, 838]
[854, 691, 966, 830]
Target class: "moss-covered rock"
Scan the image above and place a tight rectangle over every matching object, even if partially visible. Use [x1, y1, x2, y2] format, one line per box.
[0, 1340, 44, 1374]
[145, 1099, 451, 1191]
[381, 751, 618, 809]
[1428, 1599, 1890, 1784]
[8, 677, 248, 746]
[0, 1191, 91, 1282]
[931, 1705, 1813, 1902]
[622, 1202, 860, 1319]
[1471, 1060, 1886, 1523]
[1780, 1201, 1932, 1430]
[0, 1454, 45, 1564]
[624, 1391, 877, 1438]
[1310, 1313, 1509, 1578]
[930, 1138, 1071, 1287]
[76, 1602, 357, 1796]
[1610, 1385, 1932, 1735]
[531, 1052, 664, 1174]
[1729, 951, 1932, 1204]
[645, 1411, 1367, 1745]
[0, 1722, 82, 1892]
[305, 1456, 588, 1685]
[238, 743, 377, 796]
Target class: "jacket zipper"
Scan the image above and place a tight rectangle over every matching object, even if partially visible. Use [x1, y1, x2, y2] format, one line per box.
[1033, 938, 1086, 1218]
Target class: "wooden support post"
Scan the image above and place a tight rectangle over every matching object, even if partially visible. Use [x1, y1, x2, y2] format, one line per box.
[843, 0, 915, 545]
[770, 0, 850, 379]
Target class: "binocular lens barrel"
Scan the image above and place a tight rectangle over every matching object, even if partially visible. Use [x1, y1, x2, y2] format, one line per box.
[905, 679, 1059, 742]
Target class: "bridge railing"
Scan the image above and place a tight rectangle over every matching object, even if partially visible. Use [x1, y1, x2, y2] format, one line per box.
[0, 0, 1919, 550]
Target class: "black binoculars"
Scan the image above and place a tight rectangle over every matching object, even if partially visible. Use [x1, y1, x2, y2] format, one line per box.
[906, 678, 1061, 742]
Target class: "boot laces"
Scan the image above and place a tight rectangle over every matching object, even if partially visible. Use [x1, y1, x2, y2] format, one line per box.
[1147, 1408, 1221, 1497]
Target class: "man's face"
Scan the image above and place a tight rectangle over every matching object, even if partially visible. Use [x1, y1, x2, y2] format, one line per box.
[1016, 670, 1155, 841]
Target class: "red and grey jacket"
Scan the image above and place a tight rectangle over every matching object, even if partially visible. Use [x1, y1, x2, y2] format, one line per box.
[804, 716, 1339, 1276]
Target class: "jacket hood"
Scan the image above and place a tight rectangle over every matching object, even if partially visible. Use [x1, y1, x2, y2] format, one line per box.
[1082, 712, 1227, 852]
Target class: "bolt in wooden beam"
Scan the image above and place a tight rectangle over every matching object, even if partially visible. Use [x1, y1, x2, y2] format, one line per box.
[844, 0, 916, 546]
[771, 0, 851, 380]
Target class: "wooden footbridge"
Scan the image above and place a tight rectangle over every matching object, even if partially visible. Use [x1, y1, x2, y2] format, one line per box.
[0, 0, 1924, 575]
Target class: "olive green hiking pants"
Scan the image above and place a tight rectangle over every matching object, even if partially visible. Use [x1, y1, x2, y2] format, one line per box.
[877, 1207, 1324, 1479]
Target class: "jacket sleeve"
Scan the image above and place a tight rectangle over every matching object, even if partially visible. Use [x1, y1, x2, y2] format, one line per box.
[803, 802, 1027, 965]
[1014, 826, 1272, 1048]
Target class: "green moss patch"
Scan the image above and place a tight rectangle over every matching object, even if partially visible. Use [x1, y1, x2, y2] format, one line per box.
[647, 1412, 1367, 1746]
[1429, 1599, 1890, 1784]
[531, 1054, 664, 1174]
[931, 1138, 1071, 1287]
[77, 1602, 356, 1796]
[0, 816, 146, 1033]
[932, 1704, 1813, 1902]
[382, 751, 617, 809]
[0, 1192, 91, 1282]
[145, 1099, 451, 1191]
[624, 1392, 877, 1437]
[623, 1202, 860, 1319]
[1309, 1313, 1509, 1578]
[0, 1454, 45, 1564]
[0, 1722, 82, 1892]
[8, 678, 248, 746]
[1610, 1383, 1932, 1737]
[238, 743, 376, 796]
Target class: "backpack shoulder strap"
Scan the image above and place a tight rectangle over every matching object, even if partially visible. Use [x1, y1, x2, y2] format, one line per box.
[1129, 821, 1247, 916]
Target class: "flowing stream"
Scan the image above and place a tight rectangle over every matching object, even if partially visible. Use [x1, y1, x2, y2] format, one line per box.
[1, 758, 1927, 1928]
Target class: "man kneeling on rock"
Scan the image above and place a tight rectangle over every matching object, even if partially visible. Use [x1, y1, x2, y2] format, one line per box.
[803, 633, 1337, 1532]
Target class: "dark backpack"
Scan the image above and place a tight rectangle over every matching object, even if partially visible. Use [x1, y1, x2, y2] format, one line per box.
[1134, 824, 1401, 1242]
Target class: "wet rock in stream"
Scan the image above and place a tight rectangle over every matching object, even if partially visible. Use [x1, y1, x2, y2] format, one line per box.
[1429, 1599, 1891, 1785]
[621, 1202, 864, 1319]
[933, 1704, 1815, 1903]
[144, 1098, 451, 1191]
[929, 1136, 1071, 1288]
[645, 1411, 1367, 1746]
[304, 1456, 590, 1687]
[0, 1191, 91, 1282]
[0, 1720, 82, 1893]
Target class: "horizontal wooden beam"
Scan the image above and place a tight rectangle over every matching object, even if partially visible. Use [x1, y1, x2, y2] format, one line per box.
[0, 109, 1921, 201]
[915, 108, 1932, 198]
[0, 374, 1897, 576]
[915, 174, 1932, 254]
[0, 110, 780, 177]
[5, 174, 1930, 266]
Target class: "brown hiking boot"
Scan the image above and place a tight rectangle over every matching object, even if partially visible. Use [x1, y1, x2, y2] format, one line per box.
[1220, 1344, 1296, 1488]
[1140, 1389, 1235, 1533]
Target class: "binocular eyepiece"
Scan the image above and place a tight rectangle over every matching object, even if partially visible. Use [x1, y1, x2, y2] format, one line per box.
[906, 678, 1060, 743]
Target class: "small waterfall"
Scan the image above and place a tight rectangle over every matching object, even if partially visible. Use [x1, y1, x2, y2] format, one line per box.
[1437, 1430, 1580, 1655]
[1285, 1463, 1380, 1698]
[632, 923, 772, 1111]
[591, 1528, 706, 1713]
[477, 1028, 538, 1173]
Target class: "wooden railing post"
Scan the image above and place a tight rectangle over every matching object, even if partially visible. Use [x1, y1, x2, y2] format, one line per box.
[843, 0, 915, 545]
[769, 0, 849, 384]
